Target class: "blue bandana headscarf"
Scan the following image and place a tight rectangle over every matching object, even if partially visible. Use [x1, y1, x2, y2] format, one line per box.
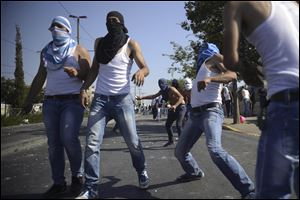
[42, 16, 77, 70]
[158, 78, 169, 101]
[197, 42, 220, 72]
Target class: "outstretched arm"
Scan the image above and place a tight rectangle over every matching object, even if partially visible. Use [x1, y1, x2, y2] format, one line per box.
[136, 91, 161, 100]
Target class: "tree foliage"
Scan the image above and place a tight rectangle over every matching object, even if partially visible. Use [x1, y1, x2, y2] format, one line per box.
[14, 25, 25, 108]
[1, 77, 15, 104]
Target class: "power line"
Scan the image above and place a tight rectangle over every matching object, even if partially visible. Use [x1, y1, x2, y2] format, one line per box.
[1, 38, 38, 54]
[57, 1, 95, 42]
[58, 1, 71, 15]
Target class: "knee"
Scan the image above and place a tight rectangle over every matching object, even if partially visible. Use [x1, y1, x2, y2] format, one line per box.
[207, 145, 225, 161]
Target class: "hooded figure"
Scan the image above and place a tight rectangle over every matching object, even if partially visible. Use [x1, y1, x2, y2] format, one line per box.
[158, 78, 169, 101]
[96, 11, 129, 64]
[42, 16, 77, 70]
[197, 42, 220, 72]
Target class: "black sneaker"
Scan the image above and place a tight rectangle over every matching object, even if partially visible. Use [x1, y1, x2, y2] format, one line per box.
[138, 170, 149, 189]
[241, 191, 255, 199]
[43, 182, 67, 198]
[176, 172, 204, 182]
[70, 176, 84, 196]
[163, 141, 174, 147]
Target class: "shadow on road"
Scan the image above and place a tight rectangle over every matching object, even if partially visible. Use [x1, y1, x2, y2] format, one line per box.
[100, 176, 159, 199]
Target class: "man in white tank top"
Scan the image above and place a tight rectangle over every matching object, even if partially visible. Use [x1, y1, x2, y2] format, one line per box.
[76, 11, 150, 199]
[224, 2, 299, 199]
[175, 42, 255, 199]
[22, 16, 91, 198]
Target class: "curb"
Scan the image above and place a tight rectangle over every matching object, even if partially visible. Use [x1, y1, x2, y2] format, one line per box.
[222, 124, 260, 137]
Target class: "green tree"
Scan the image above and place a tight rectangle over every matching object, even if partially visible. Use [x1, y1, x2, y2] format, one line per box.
[1, 77, 15, 104]
[13, 24, 25, 108]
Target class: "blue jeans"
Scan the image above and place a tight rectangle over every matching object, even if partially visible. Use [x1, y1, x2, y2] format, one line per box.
[166, 104, 186, 141]
[43, 98, 84, 185]
[83, 93, 146, 195]
[175, 105, 254, 197]
[256, 101, 299, 199]
[243, 99, 251, 117]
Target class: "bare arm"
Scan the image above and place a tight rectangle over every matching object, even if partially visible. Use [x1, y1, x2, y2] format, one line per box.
[80, 38, 101, 91]
[22, 53, 47, 114]
[79, 38, 101, 108]
[137, 91, 161, 100]
[76, 45, 91, 80]
[129, 39, 150, 86]
[197, 54, 237, 92]
[223, 1, 241, 72]
[63, 45, 91, 81]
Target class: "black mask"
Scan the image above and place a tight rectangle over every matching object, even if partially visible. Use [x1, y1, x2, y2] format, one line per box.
[106, 21, 123, 33]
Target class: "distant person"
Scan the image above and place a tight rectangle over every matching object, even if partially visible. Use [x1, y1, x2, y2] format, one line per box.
[224, 1, 299, 198]
[175, 42, 255, 199]
[241, 86, 251, 117]
[182, 77, 193, 126]
[22, 16, 91, 198]
[76, 11, 150, 199]
[137, 78, 186, 147]
[151, 97, 159, 120]
[222, 85, 233, 117]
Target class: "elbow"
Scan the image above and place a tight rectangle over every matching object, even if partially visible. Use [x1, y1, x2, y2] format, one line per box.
[224, 53, 239, 72]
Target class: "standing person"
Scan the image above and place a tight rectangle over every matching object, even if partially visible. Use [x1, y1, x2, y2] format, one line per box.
[22, 16, 91, 198]
[223, 1, 299, 198]
[222, 85, 233, 117]
[241, 86, 251, 117]
[175, 42, 255, 199]
[151, 98, 158, 120]
[182, 77, 193, 126]
[137, 78, 186, 147]
[76, 11, 150, 199]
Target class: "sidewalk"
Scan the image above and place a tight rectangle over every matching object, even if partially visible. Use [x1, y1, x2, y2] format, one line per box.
[222, 116, 261, 137]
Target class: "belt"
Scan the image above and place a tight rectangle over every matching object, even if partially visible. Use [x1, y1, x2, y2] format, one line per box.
[99, 93, 127, 101]
[270, 88, 299, 103]
[44, 94, 80, 100]
[192, 102, 221, 113]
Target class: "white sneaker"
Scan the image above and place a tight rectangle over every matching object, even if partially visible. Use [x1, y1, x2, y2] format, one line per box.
[75, 190, 97, 199]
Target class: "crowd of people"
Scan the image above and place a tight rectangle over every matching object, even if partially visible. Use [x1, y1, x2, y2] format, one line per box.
[22, 1, 298, 199]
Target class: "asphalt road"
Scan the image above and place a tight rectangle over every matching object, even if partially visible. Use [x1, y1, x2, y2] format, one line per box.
[1, 114, 262, 199]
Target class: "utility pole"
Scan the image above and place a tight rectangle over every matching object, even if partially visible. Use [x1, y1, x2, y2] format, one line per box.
[69, 15, 87, 44]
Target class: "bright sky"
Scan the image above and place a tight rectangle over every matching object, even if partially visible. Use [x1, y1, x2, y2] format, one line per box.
[1, 1, 197, 103]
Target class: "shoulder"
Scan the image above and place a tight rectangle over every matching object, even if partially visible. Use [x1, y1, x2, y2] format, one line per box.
[76, 44, 88, 54]
[94, 37, 103, 50]
[128, 39, 139, 50]
[75, 45, 90, 57]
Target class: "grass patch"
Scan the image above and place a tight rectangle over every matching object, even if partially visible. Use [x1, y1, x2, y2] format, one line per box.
[1, 113, 43, 127]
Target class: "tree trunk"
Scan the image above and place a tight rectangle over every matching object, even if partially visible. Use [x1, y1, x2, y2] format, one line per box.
[232, 80, 240, 124]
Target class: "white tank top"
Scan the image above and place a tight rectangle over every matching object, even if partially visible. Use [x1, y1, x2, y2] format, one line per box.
[44, 46, 82, 95]
[246, 1, 299, 98]
[191, 60, 223, 107]
[95, 38, 133, 95]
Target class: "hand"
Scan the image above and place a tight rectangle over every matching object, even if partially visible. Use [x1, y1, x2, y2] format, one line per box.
[80, 90, 89, 109]
[64, 67, 78, 77]
[21, 102, 33, 115]
[197, 77, 211, 92]
[169, 105, 176, 112]
[131, 70, 145, 87]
